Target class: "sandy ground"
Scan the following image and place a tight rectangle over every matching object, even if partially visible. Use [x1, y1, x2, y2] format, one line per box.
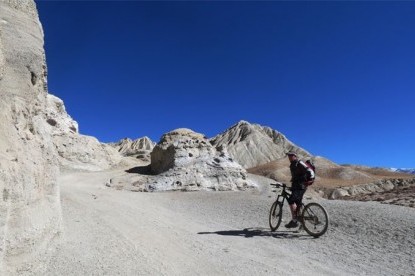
[45, 169, 415, 276]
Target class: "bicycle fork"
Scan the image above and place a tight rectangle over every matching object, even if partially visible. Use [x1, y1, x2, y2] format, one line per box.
[296, 204, 305, 231]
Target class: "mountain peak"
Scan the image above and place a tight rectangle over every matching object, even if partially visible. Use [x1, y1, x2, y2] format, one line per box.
[235, 120, 251, 126]
[210, 121, 311, 168]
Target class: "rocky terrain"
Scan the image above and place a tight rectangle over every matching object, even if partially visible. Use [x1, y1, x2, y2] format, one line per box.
[328, 178, 415, 208]
[109, 136, 155, 162]
[1, 0, 414, 275]
[108, 128, 254, 192]
[44, 169, 415, 276]
[248, 156, 415, 208]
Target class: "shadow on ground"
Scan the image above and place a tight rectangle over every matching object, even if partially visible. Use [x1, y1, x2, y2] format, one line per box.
[125, 165, 153, 175]
[198, 227, 311, 239]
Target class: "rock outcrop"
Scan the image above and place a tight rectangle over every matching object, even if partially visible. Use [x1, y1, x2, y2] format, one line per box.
[52, 133, 122, 171]
[210, 120, 311, 168]
[0, 0, 62, 274]
[150, 129, 211, 174]
[45, 94, 78, 135]
[109, 128, 255, 192]
[321, 178, 415, 208]
[45, 94, 122, 171]
[109, 136, 155, 162]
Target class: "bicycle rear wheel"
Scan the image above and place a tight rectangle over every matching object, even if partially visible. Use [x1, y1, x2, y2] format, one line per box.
[269, 201, 283, 232]
[301, 202, 329, 237]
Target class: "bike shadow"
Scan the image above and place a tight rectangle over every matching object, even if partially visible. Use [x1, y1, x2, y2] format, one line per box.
[198, 227, 311, 239]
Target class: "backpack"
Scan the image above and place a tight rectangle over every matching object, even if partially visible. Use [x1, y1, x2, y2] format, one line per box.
[305, 159, 315, 173]
[304, 159, 316, 185]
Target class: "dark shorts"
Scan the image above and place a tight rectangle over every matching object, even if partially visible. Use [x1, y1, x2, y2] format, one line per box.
[287, 188, 306, 205]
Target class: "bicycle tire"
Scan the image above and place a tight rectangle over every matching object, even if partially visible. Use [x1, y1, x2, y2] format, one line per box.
[269, 201, 283, 232]
[301, 202, 329, 237]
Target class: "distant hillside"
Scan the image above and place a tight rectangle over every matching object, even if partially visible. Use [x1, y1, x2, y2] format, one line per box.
[390, 168, 415, 175]
[248, 160, 414, 189]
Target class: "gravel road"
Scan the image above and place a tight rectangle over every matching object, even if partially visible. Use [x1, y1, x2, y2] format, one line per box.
[45, 170, 415, 276]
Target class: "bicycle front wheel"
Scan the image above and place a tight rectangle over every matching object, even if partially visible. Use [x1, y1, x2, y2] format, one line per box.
[269, 201, 283, 232]
[301, 202, 329, 237]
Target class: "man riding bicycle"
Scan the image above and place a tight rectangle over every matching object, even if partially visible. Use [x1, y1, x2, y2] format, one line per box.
[285, 151, 315, 228]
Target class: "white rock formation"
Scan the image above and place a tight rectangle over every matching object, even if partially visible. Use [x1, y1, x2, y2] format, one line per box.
[210, 120, 311, 168]
[151, 128, 212, 174]
[52, 133, 122, 171]
[45, 93, 122, 171]
[0, 0, 62, 274]
[109, 128, 255, 192]
[109, 136, 155, 162]
[46, 94, 78, 135]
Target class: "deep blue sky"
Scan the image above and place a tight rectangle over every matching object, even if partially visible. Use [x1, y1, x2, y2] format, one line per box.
[36, 1, 414, 168]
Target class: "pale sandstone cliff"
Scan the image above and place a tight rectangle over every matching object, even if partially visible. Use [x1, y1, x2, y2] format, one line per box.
[0, 0, 62, 274]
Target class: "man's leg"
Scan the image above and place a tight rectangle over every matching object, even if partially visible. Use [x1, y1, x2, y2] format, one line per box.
[285, 192, 300, 228]
[289, 203, 297, 220]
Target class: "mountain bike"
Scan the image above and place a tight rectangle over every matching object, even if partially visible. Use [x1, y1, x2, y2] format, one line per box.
[269, 183, 329, 237]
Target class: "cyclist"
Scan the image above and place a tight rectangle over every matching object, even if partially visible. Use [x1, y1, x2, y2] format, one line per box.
[285, 151, 315, 228]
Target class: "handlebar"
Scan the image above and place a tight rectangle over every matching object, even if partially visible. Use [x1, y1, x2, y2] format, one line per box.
[270, 183, 288, 189]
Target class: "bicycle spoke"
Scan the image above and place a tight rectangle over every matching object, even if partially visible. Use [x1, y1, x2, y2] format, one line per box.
[301, 203, 329, 237]
[269, 202, 283, 232]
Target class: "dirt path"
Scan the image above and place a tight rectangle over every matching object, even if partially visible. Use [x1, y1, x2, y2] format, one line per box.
[45, 170, 415, 275]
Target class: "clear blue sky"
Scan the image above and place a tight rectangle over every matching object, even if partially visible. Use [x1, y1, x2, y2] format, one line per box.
[36, 1, 414, 168]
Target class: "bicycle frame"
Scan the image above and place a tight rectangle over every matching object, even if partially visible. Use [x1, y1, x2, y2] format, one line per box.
[272, 183, 291, 205]
[274, 185, 305, 218]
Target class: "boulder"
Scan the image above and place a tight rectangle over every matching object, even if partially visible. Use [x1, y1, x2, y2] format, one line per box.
[330, 188, 350, 199]
[150, 128, 212, 174]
